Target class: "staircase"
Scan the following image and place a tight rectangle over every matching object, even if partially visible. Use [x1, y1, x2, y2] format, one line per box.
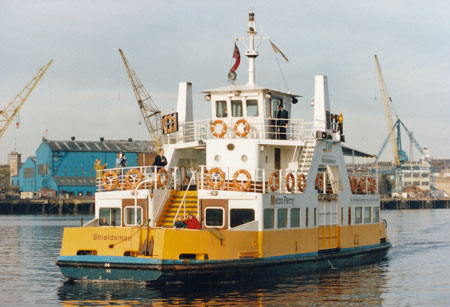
[298, 137, 316, 176]
[157, 190, 198, 228]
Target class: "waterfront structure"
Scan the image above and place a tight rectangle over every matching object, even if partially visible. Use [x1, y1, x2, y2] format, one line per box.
[57, 13, 390, 283]
[12, 138, 153, 196]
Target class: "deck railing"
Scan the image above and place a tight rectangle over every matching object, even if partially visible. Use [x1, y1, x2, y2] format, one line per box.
[164, 118, 314, 144]
[96, 165, 378, 195]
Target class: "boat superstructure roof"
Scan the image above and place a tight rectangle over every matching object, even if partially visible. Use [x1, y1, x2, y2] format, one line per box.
[201, 84, 301, 98]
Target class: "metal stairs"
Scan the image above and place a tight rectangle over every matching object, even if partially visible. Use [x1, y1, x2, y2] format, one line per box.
[156, 190, 198, 228]
[298, 137, 316, 176]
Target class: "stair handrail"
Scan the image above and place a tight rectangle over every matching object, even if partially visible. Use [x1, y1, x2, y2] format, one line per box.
[153, 170, 176, 226]
[173, 171, 197, 226]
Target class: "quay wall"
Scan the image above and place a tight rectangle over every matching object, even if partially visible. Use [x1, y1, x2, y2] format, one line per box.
[381, 198, 450, 210]
[0, 198, 94, 215]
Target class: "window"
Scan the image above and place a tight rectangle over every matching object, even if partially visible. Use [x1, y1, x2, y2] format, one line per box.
[314, 208, 317, 226]
[230, 209, 255, 228]
[341, 207, 344, 225]
[215, 100, 228, 118]
[422, 182, 429, 186]
[205, 208, 224, 227]
[23, 168, 35, 178]
[421, 173, 429, 178]
[348, 207, 352, 225]
[125, 207, 143, 226]
[364, 207, 371, 224]
[373, 207, 380, 223]
[277, 208, 287, 228]
[355, 207, 362, 224]
[413, 173, 420, 178]
[246, 100, 259, 116]
[305, 207, 309, 227]
[99, 207, 121, 226]
[264, 209, 274, 229]
[404, 172, 412, 178]
[290, 208, 300, 228]
[231, 100, 243, 117]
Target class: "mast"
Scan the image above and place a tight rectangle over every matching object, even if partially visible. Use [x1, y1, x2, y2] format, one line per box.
[246, 12, 258, 86]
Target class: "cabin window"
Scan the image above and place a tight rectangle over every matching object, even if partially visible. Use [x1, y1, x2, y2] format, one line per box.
[305, 207, 309, 227]
[348, 207, 352, 225]
[271, 98, 283, 118]
[277, 208, 287, 228]
[230, 209, 255, 228]
[263, 209, 274, 229]
[99, 207, 121, 226]
[215, 100, 228, 118]
[314, 208, 317, 226]
[373, 207, 380, 223]
[246, 100, 259, 116]
[341, 207, 344, 225]
[364, 207, 371, 224]
[355, 207, 362, 224]
[290, 208, 300, 228]
[205, 208, 224, 227]
[124, 206, 143, 226]
[231, 100, 243, 117]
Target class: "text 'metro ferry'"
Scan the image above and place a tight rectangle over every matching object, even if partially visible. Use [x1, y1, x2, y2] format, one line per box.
[57, 13, 390, 283]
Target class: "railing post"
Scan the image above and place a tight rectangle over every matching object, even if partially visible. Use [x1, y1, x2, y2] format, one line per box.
[262, 169, 266, 194]
[201, 166, 204, 190]
[173, 167, 178, 190]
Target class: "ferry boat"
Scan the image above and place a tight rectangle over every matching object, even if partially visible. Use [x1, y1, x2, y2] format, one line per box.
[57, 13, 390, 283]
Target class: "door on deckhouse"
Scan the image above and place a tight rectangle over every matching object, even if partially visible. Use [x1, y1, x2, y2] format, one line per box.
[318, 201, 340, 251]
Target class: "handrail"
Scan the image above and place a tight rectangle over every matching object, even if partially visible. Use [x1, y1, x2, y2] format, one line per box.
[153, 175, 175, 226]
[173, 171, 197, 226]
[206, 228, 224, 245]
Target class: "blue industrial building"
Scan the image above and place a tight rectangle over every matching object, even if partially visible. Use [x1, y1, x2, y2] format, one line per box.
[12, 138, 154, 196]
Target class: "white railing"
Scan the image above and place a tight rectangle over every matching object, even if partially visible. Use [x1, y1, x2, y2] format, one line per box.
[96, 165, 377, 195]
[164, 118, 314, 144]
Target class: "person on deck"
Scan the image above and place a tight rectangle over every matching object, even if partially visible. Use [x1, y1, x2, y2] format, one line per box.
[152, 148, 167, 169]
[174, 216, 187, 228]
[115, 152, 122, 168]
[94, 159, 107, 178]
[185, 213, 200, 229]
[276, 104, 289, 140]
[338, 113, 343, 134]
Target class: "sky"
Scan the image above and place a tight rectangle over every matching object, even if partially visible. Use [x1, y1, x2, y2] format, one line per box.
[0, 0, 449, 164]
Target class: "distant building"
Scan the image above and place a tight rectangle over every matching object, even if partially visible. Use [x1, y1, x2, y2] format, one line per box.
[11, 138, 154, 197]
[400, 161, 431, 191]
[8, 151, 21, 185]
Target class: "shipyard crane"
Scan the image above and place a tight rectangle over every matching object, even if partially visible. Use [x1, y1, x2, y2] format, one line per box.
[119, 49, 162, 150]
[0, 60, 53, 139]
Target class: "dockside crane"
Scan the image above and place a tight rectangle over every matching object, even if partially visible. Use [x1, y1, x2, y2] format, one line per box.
[119, 49, 162, 150]
[0, 60, 53, 139]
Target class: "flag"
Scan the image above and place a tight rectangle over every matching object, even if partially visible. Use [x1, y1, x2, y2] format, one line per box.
[230, 43, 241, 73]
[270, 40, 289, 63]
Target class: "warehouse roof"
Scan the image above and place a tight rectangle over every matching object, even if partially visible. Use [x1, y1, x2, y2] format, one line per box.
[43, 139, 154, 153]
[53, 176, 96, 186]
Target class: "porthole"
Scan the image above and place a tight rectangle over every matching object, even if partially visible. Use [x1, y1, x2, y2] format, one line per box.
[215, 155, 221, 162]
[227, 143, 235, 151]
[241, 155, 248, 162]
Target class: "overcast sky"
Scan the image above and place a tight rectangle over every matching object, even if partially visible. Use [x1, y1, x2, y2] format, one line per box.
[0, 0, 449, 164]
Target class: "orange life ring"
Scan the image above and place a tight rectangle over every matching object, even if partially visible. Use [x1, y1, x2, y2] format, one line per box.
[368, 177, 377, 194]
[233, 118, 250, 138]
[210, 120, 227, 138]
[285, 173, 295, 192]
[125, 168, 143, 189]
[359, 177, 366, 194]
[162, 116, 167, 134]
[269, 171, 280, 192]
[102, 170, 119, 191]
[297, 173, 306, 192]
[157, 168, 168, 188]
[350, 177, 358, 194]
[315, 173, 324, 192]
[206, 167, 225, 189]
[232, 169, 252, 191]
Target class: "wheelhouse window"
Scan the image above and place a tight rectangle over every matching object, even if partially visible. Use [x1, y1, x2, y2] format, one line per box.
[290, 208, 300, 228]
[205, 208, 224, 227]
[231, 100, 243, 117]
[305, 207, 309, 227]
[215, 100, 228, 118]
[124, 206, 143, 226]
[373, 207, 380, 223]
[355, 207, 362, 224]
[246, 100, 259, 117]
[230, 209, 255, 228]
[364, 207, 371, 224]
[264, 209, 274, 229]
[277, 208, 287, 228]
[99, 207, 121, 226]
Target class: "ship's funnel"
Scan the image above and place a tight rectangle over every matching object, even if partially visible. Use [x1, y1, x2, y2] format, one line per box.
[313, 75, 331, 134]
[176, 82, 193, 123]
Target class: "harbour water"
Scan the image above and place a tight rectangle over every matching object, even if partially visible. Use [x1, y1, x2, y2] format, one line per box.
[1, 210, 449, 306]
